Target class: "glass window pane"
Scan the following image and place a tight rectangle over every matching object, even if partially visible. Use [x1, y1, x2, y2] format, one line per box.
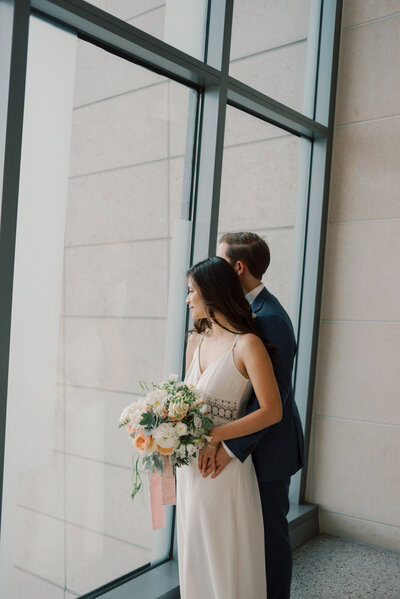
[230, 0, 321, 118]
[219, 105, 311, 319]
[84, 0, 209, 61]
[1, 18, 196, 598]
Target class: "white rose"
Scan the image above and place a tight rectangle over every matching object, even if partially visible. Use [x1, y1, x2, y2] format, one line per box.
[200, 403, 210, 415]
[130, 408, 145, 429]
[153, 423, 179, 452]
[168, 373, 179, 382]
[120, 399, 145, 425]
[146, 389, 167, 406]
[175, 422, 188, 437]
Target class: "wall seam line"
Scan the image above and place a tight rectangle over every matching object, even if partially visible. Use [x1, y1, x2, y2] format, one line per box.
[224, 132, 291, 150]
[342, 11, 400, 32]
[18, 504, 152, 551]
[321, 318, 400, 324]
[230, 37, 307, 64]
[328, 216, 400, 226]
[313, 414, 400, 429]
[58, 383, 146, 395]
[69, 153, 184, 179]
[126, 3, 166, 23]
[62, 315, 167, 320]
[14, 565, 72, 593]
[65, 236, 170, 249]
[336, 113, 400, 128]
[73, 79, 166, 111]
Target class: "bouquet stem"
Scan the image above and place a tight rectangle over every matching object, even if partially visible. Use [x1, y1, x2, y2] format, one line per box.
[131, 455, 142, 499]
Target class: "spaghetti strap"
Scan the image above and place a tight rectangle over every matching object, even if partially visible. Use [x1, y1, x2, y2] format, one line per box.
[197, 330, 208, 374]
[231, 333, 241, 349]
[198, 330, 208, 349]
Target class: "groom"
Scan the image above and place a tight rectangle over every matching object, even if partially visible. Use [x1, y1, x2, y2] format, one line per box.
[209, 232, 305, 599]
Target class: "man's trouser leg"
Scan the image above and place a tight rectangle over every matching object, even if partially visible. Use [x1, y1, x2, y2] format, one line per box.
[256, 475, 292, 599]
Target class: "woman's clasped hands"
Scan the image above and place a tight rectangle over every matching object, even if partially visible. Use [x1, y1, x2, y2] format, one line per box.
[198, 438, 219, 477]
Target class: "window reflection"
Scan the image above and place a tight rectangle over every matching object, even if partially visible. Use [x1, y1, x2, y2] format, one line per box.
[219, 106, 309, 315]
[8, 33, 195, 597]
[230, 0, 320, 117]
[83, 0, 209, 61]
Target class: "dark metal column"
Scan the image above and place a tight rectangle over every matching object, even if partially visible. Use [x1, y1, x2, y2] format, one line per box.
[0, 0, 30, 536]
[191, 0, 233, 263]
[295, 0, 344, 503]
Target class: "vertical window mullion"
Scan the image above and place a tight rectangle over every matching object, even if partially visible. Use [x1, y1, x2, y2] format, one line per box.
[293, 0, 344, 504]
[191, 0, 233, 263]
[0, 0, 30, 538]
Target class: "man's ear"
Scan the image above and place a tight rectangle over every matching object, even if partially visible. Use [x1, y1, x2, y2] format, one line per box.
[235, 260, 246, 276]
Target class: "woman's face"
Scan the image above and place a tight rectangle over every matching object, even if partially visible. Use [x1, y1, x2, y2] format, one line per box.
[186, 277, 207, 320]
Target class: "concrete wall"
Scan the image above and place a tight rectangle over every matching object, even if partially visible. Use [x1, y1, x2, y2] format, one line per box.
[306, 2, 400, 551]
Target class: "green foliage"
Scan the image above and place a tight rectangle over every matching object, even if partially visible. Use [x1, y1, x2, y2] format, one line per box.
[142, 453, 165, 475]
[138, 380, 150, 392]
[152, 453, 165, 475]
[130, 455, 143, 500]
[139, 411, 156, 428]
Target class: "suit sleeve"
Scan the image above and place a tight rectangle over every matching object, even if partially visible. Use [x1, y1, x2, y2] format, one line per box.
[265, 314, 296, 408]
[224, 314, 296, 463]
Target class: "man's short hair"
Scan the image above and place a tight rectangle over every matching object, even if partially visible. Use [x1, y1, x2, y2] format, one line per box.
[219, 232, 270, 280]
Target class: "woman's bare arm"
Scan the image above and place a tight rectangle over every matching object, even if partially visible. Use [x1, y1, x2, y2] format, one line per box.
[210, 334, 282, 443]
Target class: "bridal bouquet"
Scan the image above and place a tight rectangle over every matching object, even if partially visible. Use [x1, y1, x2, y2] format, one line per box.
[119, 374, 213, 500]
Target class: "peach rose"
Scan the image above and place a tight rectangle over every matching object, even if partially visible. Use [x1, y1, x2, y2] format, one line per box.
[134, 432, 155, 454]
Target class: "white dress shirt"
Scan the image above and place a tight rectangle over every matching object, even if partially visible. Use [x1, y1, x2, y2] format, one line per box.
[245, 282, 265, 305]
[222, 283, 265, 459]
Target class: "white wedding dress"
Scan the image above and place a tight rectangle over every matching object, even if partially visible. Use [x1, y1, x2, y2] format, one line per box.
[176, 333, 267, 599]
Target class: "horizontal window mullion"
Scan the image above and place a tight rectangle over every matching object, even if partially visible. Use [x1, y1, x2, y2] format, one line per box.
[31, 0, 220, 91]
[227, 76, 329, 140]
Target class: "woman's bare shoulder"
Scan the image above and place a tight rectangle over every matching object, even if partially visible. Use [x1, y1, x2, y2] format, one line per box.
[237, 332, 262, 345]
[187, 331, 202, 350]
[236, 332, 265, 353]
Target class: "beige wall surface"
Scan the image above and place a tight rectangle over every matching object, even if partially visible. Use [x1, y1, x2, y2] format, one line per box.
[306, 2, 400, 551]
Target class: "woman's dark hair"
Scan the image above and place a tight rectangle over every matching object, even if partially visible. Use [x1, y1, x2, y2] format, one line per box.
[187, 256, 257, 337]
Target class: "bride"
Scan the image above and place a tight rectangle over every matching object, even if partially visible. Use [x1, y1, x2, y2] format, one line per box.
[176, 256, 282, 599]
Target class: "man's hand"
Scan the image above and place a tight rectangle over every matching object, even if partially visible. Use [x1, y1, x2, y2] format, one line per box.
[202, 444, 232, 478]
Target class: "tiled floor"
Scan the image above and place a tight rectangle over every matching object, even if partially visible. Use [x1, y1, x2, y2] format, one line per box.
[292, 534, 400, 599]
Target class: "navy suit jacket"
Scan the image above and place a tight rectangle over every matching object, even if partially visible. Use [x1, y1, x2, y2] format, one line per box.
[225, 286, 305, 482]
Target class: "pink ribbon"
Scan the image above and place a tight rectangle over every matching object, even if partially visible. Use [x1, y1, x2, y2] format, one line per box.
[150, 457, 176, 529]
